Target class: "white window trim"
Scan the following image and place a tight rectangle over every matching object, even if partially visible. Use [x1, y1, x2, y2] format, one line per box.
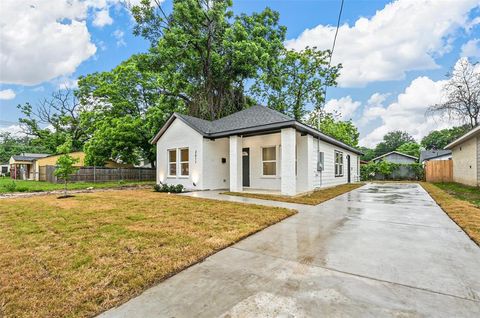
[167, 148, 177, 178]
[261, 145, 277, 178]
[335, 150, 344, 177]
[179, 147, 190, 178]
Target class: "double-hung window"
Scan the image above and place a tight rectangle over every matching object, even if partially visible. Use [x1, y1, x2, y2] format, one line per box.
[168, 148, 190, 177]
[180, 148, 189, 176]
[168, 149, 177, 177]
[335, 151, 343, 177]
[262, 146, 276, 176]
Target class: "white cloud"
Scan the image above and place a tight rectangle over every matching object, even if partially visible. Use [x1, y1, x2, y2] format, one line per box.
[286, 0, 480, 87]
[359, 76, 451, 147]
[93, 9, 113, 27]
[0, 124, 25, 138]
[324, 96, 361, 120]
[0, 0, 97, 86]
[113, 29, 126, 47]
[0, 89, 16, 100]
[54, 77, 79, 90]
[461, 38, 480, 58]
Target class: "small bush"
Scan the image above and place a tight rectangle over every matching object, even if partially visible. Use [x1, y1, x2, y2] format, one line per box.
[3, 181, 17, 192]
[361, 162, 424, 181]
[153, 183, 184, 193]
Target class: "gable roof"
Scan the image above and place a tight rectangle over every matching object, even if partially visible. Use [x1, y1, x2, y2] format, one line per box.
[419, 150, 452, 162]
[371, 151, 418, 162]
[445, 125, 480, 149]
[152, 105, 362, 155]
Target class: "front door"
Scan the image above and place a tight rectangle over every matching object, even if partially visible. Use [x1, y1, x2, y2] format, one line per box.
[242, 148, 250, 187]
[347, 155, 351, 183]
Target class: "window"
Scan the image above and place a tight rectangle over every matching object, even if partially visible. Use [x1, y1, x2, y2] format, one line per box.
[262, 146, 276, 176]
[180, 148, 189, 176]
[335, 151, 343, 177]
[168, 149, 177, 176]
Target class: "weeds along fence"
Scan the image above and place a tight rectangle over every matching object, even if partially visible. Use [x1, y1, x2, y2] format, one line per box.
[43, 166, 156, 183]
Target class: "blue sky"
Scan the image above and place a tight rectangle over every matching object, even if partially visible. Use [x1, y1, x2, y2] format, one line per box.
[1, 0, 479, 147]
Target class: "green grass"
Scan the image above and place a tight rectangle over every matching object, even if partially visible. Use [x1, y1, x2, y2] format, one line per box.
[0, 190, 294, 318]
[0, 177, 154, 194]
[433, 182, 480, 207]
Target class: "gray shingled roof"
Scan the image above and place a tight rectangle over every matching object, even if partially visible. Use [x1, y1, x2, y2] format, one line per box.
[152, 105, 362, 155]
[419, 150, 452, 162]
[176, 106, 293, 134]
[11, 153, 50, 162]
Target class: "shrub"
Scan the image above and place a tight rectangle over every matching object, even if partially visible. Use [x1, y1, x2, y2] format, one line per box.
[3, 181, 17, 192]
[361, 161, 424, 181]
[153, 183, 184, 193]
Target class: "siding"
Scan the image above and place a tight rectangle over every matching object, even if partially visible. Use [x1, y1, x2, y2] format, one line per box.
[156, 119, 204, 190]
[312, 139, 359, 188]
[478, 136, 480, 186]
[451, 137, 478, 187]
[203, 138, 230, 190]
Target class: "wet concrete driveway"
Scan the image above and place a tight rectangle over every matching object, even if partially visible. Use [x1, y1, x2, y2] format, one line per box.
[99, 183, 480, 317]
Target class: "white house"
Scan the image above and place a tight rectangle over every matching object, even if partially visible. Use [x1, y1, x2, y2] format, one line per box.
[151, 106, 362, 196]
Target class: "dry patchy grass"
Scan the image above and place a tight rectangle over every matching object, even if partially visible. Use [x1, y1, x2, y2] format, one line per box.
[0, 190, 294, 318]
[421, 182, 480, 245]
[223, 183, 364, 205]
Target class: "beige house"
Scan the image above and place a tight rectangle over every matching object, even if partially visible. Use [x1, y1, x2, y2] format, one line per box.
[10, 151, 132, 181]
[445, 125, 480, 187]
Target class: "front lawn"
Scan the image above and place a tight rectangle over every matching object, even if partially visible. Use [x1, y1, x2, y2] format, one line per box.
[223, 183, 364, 205]
[0, 177, 154, 194]
[422, 182, 479, 245]
[0, 190, 294, 317]
[432, 182, 480, 207]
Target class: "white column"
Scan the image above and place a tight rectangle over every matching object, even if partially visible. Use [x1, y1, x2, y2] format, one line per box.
[281, 128, 296, 196]
[229, 135, 243, 192]
[306, 134, 315, 191]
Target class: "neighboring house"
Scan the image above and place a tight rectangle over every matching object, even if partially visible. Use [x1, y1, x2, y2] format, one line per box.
[371, 151, 418, 164]
[419, 150, 452, 164]
[152, 105, 362, 196]
[10, 151, 133, 181]
[9, 153, 50, 180]
[0, 163, 9, 176]
[445, 125, 480, 187]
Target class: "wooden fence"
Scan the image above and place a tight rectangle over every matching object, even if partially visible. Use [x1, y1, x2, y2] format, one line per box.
[42, 165, 156, 183]
[425, 160, 453, 183]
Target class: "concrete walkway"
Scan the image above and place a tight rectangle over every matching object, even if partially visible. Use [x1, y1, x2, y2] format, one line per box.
[99, 183, 480, 317]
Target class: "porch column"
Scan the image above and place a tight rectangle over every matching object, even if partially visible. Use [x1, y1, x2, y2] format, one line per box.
[281, 128, 296, 195]
[229, 135, 243, 192]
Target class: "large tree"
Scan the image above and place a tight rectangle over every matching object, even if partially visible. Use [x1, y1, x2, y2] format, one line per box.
[374, 131, 415, 157]
[131, 0, 286, 120]
[0, 132, 48, 163]
[428, 58, 480, 128]
[251, 47, 340, 120]
[305, 111, 359, 147]
[17, 89, 87, 153]
[77, 55, 172, 167]
[396, 142, 421, 158]
[421, 125, 470, 150]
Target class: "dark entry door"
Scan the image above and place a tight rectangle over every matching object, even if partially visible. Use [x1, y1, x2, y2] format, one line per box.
[242, 148, 250, 187]
[347, 155, 351, 183]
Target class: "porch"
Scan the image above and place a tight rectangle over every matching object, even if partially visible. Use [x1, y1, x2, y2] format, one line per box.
[228, 128, 314, 196]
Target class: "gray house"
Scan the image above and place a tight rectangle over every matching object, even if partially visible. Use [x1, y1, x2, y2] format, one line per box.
[371, 151, 418, 164]
[419, 150, 452, 164]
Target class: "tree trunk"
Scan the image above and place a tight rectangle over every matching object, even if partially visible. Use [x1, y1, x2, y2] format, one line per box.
[64, 179, 67, 197]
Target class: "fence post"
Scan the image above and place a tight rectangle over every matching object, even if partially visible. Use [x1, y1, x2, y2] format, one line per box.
[93, 166, 96, 183]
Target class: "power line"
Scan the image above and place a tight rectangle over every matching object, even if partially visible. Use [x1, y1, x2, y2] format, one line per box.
[318, 0, 344, 130]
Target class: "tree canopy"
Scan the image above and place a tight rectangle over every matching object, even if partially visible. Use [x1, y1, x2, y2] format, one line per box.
[428, 58, 480, 128]
[420, 125, 470, 150]
[252, 47, 340, 120]
[396, 142, 421, 158]
[0, 132, 49, 163]
[374, 130, 415, 157]
[132, 0, 286, 120]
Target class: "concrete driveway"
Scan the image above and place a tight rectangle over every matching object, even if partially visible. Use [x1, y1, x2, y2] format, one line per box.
[99, 183, 480, 317]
